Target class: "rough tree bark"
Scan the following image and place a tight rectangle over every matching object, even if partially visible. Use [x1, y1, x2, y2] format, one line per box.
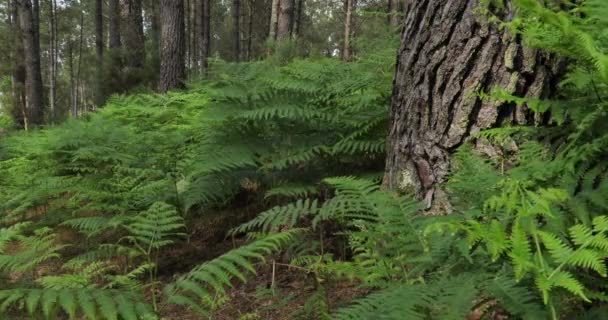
[17, 0, 44, 126]
[277, 0, 294, 41]
[232, 0, 241, 61]
[293, 0, 304, 38]
[342, 0, 355, 61]
[48, 0, 58, 121]
[384, 0, 560, 208]
[159, 0, 185, 93]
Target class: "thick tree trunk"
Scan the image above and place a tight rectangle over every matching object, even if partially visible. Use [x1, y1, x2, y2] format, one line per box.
[277, 0, 294, 41]
[122, 0, 145, 69]
[17, 0, 44, 126]
[95, 0, 104, 107]
[342, 0, 355, 61]
[109, 0, 121, 49]
[159, 0, 185, 93]
[384, 0, 560, 208]
[232, 0, 241, 61]
[11, 0, 27, 129]
[268, 0, 279, 41]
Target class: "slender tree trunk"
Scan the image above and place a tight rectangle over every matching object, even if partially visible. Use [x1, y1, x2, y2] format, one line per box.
[269, 0, 279, 41]
[150, 0, 161, 80]
[342, 0, 355, 61]
[191, 0, 198, 71]
[122, 0, 145, 69]
[232, 0, 241, 61]
[47, 0, 57, 122]
[109, 0, 121, 49]
[95, 0, 104, 107]
[246, 0, 254, 60]
[75, 10, 84, 116]
[277, 0, 294, 41]
[68, 42, 76, 116]
[185, 0, 191, 70]
[199, 0, 210, 74]
[159, 0, 185, 93]
[384, 0, 560, 208]
[17, 0, 44, 126]
[387, 0, 399, 27]
[293, 0, 304, 38]
[11, 0, 26, 129]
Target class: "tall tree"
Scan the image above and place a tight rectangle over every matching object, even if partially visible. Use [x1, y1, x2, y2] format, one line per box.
[109, 0, 121, 49]
[232, 0, 241, 61]
[293, 0, 304, 38]
[384, 0, 559, 207]
[268, 0, 279, 41]
[159, 0, 185, 93]
[122, 0, 145, 69]
[194, 0, 210, 74]
[11, 0, 26, 129]
[95, 0, 104, 107]
[276, 0, 294, 41]
[342, 0, 355, 61]
[48, 0, 58, 121]
[387, 0, 399, 27]
[16, 0, 44, 126]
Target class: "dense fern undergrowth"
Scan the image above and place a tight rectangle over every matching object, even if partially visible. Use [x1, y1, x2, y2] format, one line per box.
[2, 0, 608, 319]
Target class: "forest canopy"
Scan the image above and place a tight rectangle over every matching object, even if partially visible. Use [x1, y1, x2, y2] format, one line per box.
[1, 0, 608, 319]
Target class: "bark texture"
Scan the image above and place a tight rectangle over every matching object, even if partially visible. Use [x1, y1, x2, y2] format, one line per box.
[277, 0, 294, 41]
[95, 0, 104, 106]
[11, 0, 27, 129]
[199, 0, 210, 73]
[17, 0, 44, 126]
[384, 0, 560, 207]
[159, 0, 185, 93]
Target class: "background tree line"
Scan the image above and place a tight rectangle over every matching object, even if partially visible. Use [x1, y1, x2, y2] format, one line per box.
[0, 0, 406, 130]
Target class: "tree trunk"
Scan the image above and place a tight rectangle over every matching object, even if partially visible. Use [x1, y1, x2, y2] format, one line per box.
[277, 0, 294, 41]
[159, 0, 185, 93]
[384, 0, 560, 208]
[342, 0, 355, 61]
[109, 0, 121, 48]
[48, 0, 57, 121]
[122, 0, 145, 69]
[293, 0, 303, 38]
[17, 0, 44, 126]
[11, 0, 27, 129]
[95, 0, 104, 107]
[200, 0, 210, 74]
[75, 10, 84, 116]
[387, 0, 399, 27]
[268, 0, 279, 41]
[246, 0, 254, 60]
[191, 0, 198, 71]
[232, 0, 241, 61]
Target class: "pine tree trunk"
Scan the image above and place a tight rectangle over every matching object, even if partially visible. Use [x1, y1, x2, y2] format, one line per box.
[293, 0, 304, 38]
[342, 0, 355, 61]
[277, 0, 294, 41]
[198, 0, 210, 74]
[246, 0, 254, 60]
[95, 0, 104, 107]
[109, 0, 121, 49]
[17, 0, 44, 126]
[11, 0, 27, 129]
[48, 0, 57, 121]
[232, 0, 241, 61]
[384, 0, 560, 208]
[122, 0, 145, 69]
[159, 0, 185, 93]
[268, 0, 279, 41]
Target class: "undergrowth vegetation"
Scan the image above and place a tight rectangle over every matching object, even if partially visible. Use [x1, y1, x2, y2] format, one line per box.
[1, 0, 608, 319]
